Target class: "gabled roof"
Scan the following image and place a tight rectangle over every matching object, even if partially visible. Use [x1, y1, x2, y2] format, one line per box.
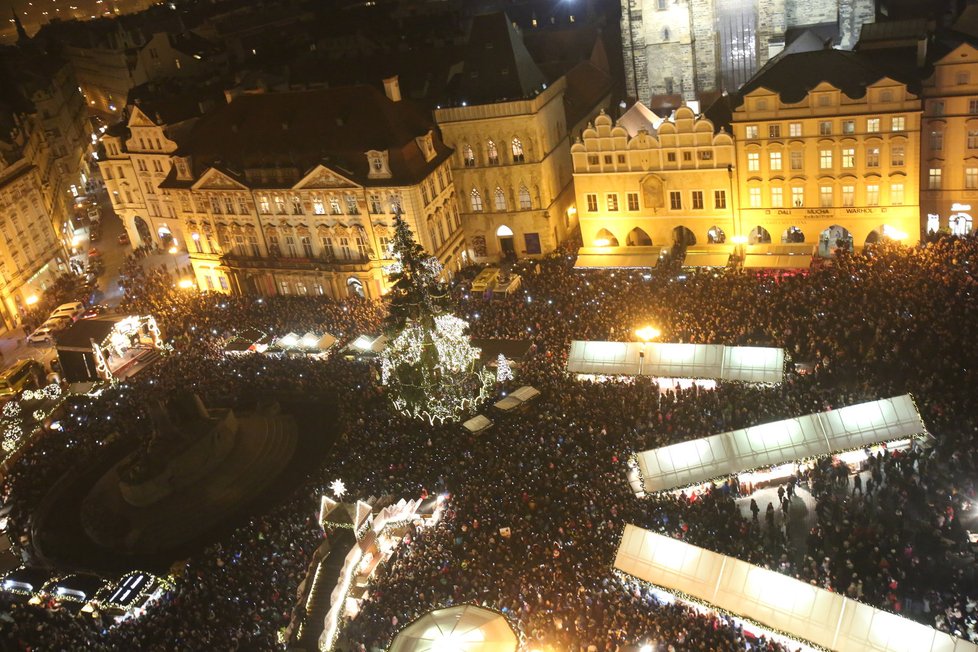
[736, 49, 920, 107]
[618, 101, 662, 137]
[457, 12, 547, 104]
[177, 85, 451, 188]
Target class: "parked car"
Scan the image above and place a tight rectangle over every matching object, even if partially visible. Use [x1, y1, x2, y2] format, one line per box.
[89, 227, 101, 242]
[50, 301, 85, 321]
[27, 317, 71, 344]
[0, 359, 45, 399]
[87, 248, 101, 258]
[117, 232, 130, 246]
[80, 304, 107, 319]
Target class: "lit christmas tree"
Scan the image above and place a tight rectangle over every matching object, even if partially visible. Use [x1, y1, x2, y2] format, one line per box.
[496, 353, 514, 383]
[380, 211, 493, 424]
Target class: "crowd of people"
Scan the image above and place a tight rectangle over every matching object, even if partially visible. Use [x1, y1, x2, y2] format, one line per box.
[0, 234, 976, 651]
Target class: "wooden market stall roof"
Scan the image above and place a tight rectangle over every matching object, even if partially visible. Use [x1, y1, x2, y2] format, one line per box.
[615, 524, 978, 652]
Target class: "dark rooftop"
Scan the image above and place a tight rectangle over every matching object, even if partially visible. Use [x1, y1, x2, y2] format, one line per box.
[456, 12, 547, 105]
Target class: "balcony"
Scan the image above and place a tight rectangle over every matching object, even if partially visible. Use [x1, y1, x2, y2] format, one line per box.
[221, 252, 374, 272]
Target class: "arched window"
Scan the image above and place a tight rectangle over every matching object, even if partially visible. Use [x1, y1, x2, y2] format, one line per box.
[463, 144, 475, 167]
[494, 187, 506, 211]
[512, 138, 525, 163]
[518, 184, 531, 210]
[487, 140, 499, 165]
[470, 188, 483, 212]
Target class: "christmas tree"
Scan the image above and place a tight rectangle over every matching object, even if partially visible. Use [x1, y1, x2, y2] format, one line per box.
[496, 353, 514, 383]
[380, 211, 493, 424]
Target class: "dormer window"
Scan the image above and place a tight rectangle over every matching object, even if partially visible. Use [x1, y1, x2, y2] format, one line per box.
[366, 150, 391, 178]
[416, 131, 437, 162]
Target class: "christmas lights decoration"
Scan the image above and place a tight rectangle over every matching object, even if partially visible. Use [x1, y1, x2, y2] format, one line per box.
[380, 211, 493, 424]
[496, 353, 514, 383]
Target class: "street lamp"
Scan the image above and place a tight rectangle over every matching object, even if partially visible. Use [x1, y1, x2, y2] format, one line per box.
[635, 325, 660, 376]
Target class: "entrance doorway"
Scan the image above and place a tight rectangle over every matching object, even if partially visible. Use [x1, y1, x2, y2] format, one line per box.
[707, 225, 726, 244]
[781, 226, 805, 243]
[950, 213, 973, 236]
[496, 225, 516, 259]
[818, 225, 853, 257]
[626, 227, 653, 246]
[748, 225, 771, 244]
[347, 277, 365, 298]
[133, 216, 152, 246]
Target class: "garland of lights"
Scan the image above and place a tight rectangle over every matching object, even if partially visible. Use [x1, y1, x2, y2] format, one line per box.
[0, 383, 65, 456]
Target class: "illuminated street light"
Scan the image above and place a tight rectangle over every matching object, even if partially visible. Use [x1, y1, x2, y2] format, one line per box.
[25, 295, 38, 306]
[594, 238, 611, 247]
[635, 326, 661, 342]
[177, 279, 195, 289]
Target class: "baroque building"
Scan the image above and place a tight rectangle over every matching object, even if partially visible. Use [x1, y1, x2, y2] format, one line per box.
[621, 0, 875, 102]
[100, 80, 464, 299]
[571, 104, 736, 267]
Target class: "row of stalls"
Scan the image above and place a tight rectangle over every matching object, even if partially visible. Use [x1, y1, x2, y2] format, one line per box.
[615, 524, 977, 652]
[461, 385, 541, 435]
[223, 328, 338, 358]
[0, 566, 168, 621]
[574, 244, 820, 274]
[629, 394, 928, 496]
[566, 341, 786, 387]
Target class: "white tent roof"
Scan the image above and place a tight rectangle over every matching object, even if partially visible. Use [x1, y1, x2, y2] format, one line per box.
[316, 333, 337, 350]
[493, 396, 522, 412]
[389, 605, 518, 652]
[636, 395, 927, 493]
[616, 525, 978, 652]
[566, 341, 785, 384]
[509, 385, 540, 402]
[349, 334, 388, 353]
[462, 414, 493, 433]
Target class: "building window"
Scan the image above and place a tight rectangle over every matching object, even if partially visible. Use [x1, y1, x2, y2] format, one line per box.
[970, 100, 978, 114]
[820, 186, 833, 207]
[320, 237, 333, 259]
[285, 235, 298, 257]
[790, 151, 803, 171]
[929, 168, 942, 189]
[789, 122, 802, 137]
[748, 187, 761, 208]
[958, 72, 970, 85]
[275, 195, 287, 214]
[698, 150, 713, 161]
[464, 144, 475, 166]
[891, 146, 905, 167]
[667, 152, 677, 162]
[302, 237, 313, 257]
[604, 155, 613, 164]
[494, 187, 507, 211]
[618, 154, 627, 164]
[487, 140, 499, 165]
[669, 191, 682, 210]
[210, 197, 222, 214]
[745, 125, 758, 139]
[519, 185, 532, 209]
[586, 193, 598, 212]
[511, 138, 525, 163]
[969, 130, 978, 149]
[867, 117, 880, 133]
[747, 152, 760, 171]
[627, 192, 639, 211]
[329, 196, 342, 215]
[891, 116, 905, 131]
[771, 187, 783, 208]
[268, 235, 280, 256]
[768, 124, 781, 138]
[966, 168, 978, 189]
[819, 121, 832, 136]
[866, 147, 880, 168]
[239, 198, 249, 214]
[291, 195, 302, 215]
[369, 195, 382, 214]
[891, 183, 904, 205]
[691, 191, 704, 210]
[222, 197, 234, 214]
[682, 151, 692, 161]
[714, 189, 726, 209]
[588, 154, 599, 165]
[866, 184, 880, 206]
[930, 130, 944, 151]
[841, 148, 855, 169]
[932, 101, 945, 116]
[769, 151, 782, 171]
[842, 185, 854, 207]
[339, 237, 352, 260]
[260, 195, 271, 214]
[819, 149, 833, 169]
[356, 236, 369, 259]
[471, 188, 483, 211]
[791, 187, 804, 207]
[842, 120, 855, 134]
[606, 194, 619, 211]
[421, 184, 429, 205]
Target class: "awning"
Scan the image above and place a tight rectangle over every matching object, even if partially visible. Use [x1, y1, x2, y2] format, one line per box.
[574, 253, 662, 269]
[566, 341, 785, 384]
[462, 414, 493, 433]
[743, 254, 812, 270]
[635, 395, 927, 493]
[615, 525, 978, 652]
[682, 252, 731, 267]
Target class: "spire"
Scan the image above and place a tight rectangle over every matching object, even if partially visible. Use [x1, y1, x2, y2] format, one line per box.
[12, 8, 30, 46]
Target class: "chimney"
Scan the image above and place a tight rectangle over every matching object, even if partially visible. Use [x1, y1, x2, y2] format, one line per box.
[383, 75, 402, 102]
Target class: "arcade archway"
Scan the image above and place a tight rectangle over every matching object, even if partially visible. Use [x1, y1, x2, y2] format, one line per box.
[748, 225, 772, 244]
[626, 227, 653, 246]
[818, 225, 853, 257]
[781, 226, 805, 243]
[594, 228, 619, 247]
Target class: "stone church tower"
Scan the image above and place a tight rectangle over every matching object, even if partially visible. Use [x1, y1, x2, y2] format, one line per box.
[621, 0, 876, 102]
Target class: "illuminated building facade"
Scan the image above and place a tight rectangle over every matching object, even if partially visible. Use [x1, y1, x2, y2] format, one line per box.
[571, 105, 736, 259]
[101, 81, 464, 299]
[920, 42, 978, 236]
[621, 0, 875, 102]
[434, 12, 611, 262]
[730, 49, 922, 251]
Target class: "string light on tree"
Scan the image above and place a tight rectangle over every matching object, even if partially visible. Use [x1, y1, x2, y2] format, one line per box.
[496, 353, 514, 383]
[380, 210, 494, 424]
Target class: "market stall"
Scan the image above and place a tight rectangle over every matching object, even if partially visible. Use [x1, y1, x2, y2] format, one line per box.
[389, 605, 518, 652]
[56, 315, 164, 383]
